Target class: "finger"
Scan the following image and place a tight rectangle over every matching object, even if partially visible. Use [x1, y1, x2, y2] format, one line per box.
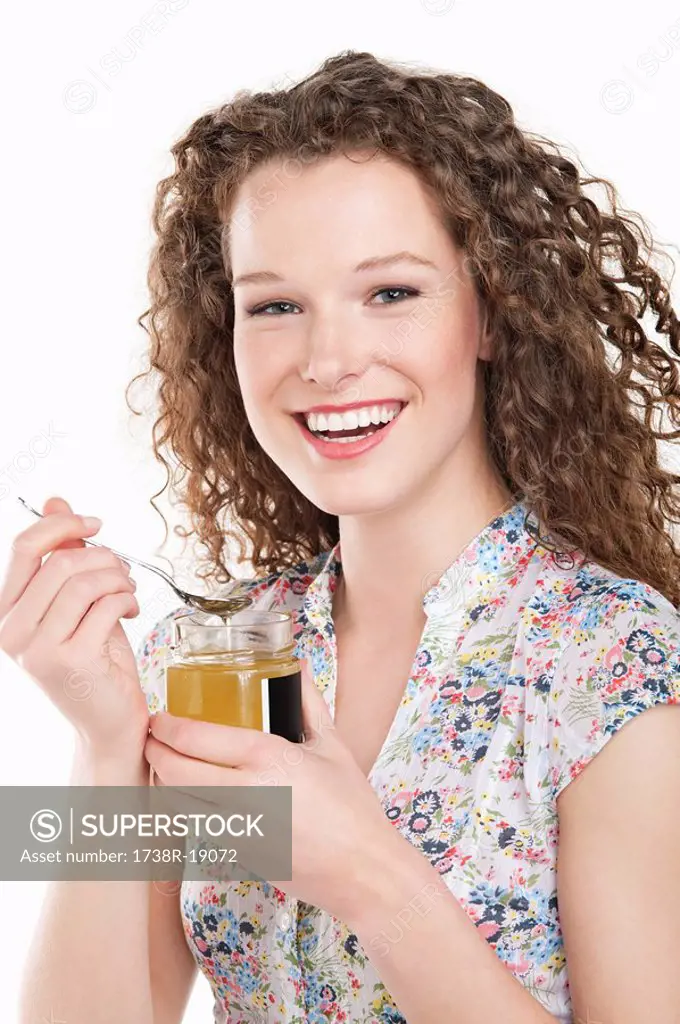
[145, 745, 284, 886]
[42, 497, 82, 550]
[0, 504, 103, 619]
[1, 548, 133, 654]
[145, 736, 245, 788]
[149, 712, 277, 771]
[299, 658, 334, 742]
[62, 590, 139, 657]
[36, 562, 136, 647]
[147, 749, 245, 835]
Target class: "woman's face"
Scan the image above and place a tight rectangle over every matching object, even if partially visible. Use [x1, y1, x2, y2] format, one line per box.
[229, 150, 494, 516]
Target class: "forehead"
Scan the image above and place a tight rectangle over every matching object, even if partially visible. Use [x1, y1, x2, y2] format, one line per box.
[226, 151, 450, 273]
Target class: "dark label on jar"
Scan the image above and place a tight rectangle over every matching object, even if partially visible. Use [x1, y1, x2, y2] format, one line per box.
[261, 670, 304, 743]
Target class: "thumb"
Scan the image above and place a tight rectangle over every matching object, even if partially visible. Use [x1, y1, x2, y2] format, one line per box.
[42, 495, 73, 515]
[42, 495, 85, 550]
[299, 657, 334, 743]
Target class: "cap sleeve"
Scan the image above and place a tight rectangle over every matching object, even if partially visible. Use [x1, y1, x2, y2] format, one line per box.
[548, 581, 680, 802]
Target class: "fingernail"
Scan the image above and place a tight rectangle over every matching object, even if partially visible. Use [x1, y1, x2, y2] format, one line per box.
[81, 516, 102, 529]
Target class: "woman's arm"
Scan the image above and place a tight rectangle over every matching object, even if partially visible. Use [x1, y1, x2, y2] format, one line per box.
[17, 744, 196, 1024]
[344, 703, 680, 1024]
[345, 825, 557, 1024]
[556, 703, 680, 1024]
[148, 853, 198, 1024]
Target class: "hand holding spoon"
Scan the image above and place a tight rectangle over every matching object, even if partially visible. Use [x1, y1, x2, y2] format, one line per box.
[16, 496, 252, 620]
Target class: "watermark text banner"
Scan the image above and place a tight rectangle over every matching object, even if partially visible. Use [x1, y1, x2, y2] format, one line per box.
[0, 786, 291, 882]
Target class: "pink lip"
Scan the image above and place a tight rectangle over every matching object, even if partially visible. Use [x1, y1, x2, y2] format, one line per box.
[293, 406, 405, 460]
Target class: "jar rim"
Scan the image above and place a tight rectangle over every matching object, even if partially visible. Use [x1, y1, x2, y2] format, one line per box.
[176, 609, 292, 629]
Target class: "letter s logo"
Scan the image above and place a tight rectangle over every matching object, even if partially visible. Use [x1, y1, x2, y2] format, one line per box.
[30, 809, 63, 843]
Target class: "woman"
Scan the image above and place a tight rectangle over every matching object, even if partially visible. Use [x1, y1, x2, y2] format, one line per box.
[6, 50, 680, 1024]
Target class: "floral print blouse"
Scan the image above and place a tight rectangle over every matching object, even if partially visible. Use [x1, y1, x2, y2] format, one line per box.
[136, 498, 680, 1023]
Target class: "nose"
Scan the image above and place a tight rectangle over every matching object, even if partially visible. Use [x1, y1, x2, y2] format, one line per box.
[299, 316, 369, 405]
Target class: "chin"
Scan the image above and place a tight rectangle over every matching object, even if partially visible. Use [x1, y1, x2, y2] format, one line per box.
[295, 475, 408, 518]
[267, 437, 422, 517]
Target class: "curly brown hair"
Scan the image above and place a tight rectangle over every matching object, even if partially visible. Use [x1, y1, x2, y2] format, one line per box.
[126, 49, 680, 608]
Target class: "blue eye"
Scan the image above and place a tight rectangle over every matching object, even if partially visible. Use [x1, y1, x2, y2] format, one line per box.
[371, 286, 421, 304]
[246, 300, 300, 317]
[245, 286, 421, 317]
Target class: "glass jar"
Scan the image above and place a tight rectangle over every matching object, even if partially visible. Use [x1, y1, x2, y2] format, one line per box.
[164, 609, 304, 743]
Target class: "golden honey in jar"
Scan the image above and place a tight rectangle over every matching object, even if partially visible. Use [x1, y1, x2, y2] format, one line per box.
[164, 609, 304, 743]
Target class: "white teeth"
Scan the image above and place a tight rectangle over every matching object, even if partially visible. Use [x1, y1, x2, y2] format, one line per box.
[305, 402, 403, 434]
[332, 410, 359, 431]
[321, 430, 377, 444]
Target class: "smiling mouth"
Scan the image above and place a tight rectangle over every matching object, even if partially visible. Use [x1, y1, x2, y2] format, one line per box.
[293, 403, 407, 443]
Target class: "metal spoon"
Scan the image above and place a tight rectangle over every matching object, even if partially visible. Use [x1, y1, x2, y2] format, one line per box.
[16, 496, 252, 619]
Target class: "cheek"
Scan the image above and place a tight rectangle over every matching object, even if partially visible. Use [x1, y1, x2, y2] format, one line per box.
[234, 335, 292, 404]
[233, 345, 275, 437]
[405, 320, 478, 395]
[406, 323, 481, 437]
[233, 338, 295, 460]
[232, 337, 260, 401]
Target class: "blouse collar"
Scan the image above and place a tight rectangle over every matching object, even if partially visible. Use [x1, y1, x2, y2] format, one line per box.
[302, 497, 542, 633]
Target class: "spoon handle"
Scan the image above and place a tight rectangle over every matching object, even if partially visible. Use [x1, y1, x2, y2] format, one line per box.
[16, 496, 187, 600]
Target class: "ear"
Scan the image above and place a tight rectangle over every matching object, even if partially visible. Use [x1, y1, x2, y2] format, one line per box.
[299, 658, 334, 742]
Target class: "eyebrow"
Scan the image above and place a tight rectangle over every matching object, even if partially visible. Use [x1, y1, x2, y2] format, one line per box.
[231, 251, 438, 288]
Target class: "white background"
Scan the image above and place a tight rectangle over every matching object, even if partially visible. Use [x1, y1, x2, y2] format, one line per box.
[2, 0, 680, 1019]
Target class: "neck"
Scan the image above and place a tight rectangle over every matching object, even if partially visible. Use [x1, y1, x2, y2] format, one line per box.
[331, 460, 516, 638]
